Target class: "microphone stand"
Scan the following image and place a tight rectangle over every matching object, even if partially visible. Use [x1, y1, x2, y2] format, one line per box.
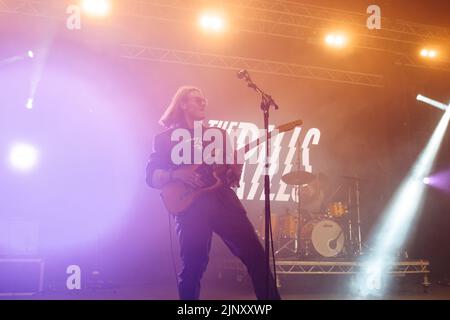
[240, 71, 279, 299]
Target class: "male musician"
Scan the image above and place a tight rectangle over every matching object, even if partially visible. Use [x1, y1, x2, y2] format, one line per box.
[146, 86, 281, 300]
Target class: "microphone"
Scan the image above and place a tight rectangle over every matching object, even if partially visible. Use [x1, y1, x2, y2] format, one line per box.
[237, 69, 250, 80]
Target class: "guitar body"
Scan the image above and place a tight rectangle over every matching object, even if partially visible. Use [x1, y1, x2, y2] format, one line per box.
[160, 165, 224, 215]
[158, 119, 302, 215]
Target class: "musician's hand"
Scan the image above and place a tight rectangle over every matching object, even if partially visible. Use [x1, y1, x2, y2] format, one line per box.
[172, 168, 204, 188]
[226, 164, 243, 188]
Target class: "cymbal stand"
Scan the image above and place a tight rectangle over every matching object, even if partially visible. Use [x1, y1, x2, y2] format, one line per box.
[346, 178, 363, 256]
[274, 237, 297, 256]
[355, 179, 363, 255]
[274, 188, 301, 257]
[347, 184, 353, 254]
[294, 139, 305, 257]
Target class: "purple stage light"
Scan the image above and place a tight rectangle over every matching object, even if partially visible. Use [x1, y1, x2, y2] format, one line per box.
[0, 66, 142, 254]
[8, 143, 38, 172]
[26, 98, 33, 109]
[425, 170, 450, 192]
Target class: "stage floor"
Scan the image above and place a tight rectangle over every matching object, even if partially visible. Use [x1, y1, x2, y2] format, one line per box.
[6, 281, 450, 300]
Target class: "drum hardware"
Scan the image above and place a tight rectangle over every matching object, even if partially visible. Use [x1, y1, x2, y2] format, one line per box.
[278, 169, 322, 258]
[272, 140, 366, 259]
[281, 170, 315, 186]
[326, 202, 348, 218]
[355, 178, 363, 255]
[273, 169, 366, 259]
[257, 211, 302, 256]
[300, 219, 346, 258]
[339, 175, 364, 256]
[283, 140, 310, 258]
[346, 184, 353, 255]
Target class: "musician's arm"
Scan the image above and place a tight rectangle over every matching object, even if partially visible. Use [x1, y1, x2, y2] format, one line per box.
[150, 169, 172, 189]
[146, 134, 202, 189]
[146, 134, 173, 189]
[224, 130, 243, 188]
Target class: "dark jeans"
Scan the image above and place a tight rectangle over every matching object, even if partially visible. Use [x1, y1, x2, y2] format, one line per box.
[175, 189, 281, 300]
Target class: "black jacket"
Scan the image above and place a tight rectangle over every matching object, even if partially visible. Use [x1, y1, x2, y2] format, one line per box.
[145, 127, 246, 214]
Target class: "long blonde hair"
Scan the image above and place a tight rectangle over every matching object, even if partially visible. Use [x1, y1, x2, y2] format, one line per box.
[159, 86, 202, 128]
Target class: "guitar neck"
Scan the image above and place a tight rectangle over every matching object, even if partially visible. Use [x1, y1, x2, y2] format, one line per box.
[235, 119, 302, 157]
[236, 131, 274, 156]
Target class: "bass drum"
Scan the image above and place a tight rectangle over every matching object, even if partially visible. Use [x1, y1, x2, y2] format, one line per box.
[300, 219, 345, 257]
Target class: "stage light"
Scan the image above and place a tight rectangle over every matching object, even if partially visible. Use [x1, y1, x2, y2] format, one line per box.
[26, 98, 33, 110]
[353, 98, 450, 298]
[9, 143, 39, 172]
[423, 177, 431, 184]
[81, 0, 111, 17]
[27, 50, 34, 59]
[335, 35, 345, 46]
[325, 35, 335, 45]
[420, 49, 428, 57]
[199, 13, 225, 32]
[324, 33, 348, 48]
[420, 48, 438, 59]
[424, 170, 450, 192]
[417, 94, 448, 111]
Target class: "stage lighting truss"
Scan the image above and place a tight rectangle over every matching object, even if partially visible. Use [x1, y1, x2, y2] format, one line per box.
[396, 54, 450, 72]
[0, 0, 63, 20]
[118, 0, 450, 71]
[218, 258, 431, 288]
[120, 44, 384, 88]
[2, 0, 449, 72]
[119, 0, 450, 40]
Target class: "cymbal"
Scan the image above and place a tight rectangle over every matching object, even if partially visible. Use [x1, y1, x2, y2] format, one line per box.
[281, 171, 315, 186]
[339, 175, 369, 181]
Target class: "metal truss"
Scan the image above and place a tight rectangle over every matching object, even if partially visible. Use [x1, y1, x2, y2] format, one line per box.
[3, 0, 450, 47]
[396, 54, 450, 72]
[0, 0, 384, 87]
[225, 0, 450, 42]
[122, 0, 450, 71]
[219, 258, 430, 276]
[217, 258, 431, 288]
[6, 1, 447, 53]
[123, 0, 450, 72]
[0, 0, 64, 20]
[3, 0, 449, 72]
[274, 260, 430, 276]
[121, 0, 450, 43]
[120, 44, 384, 87]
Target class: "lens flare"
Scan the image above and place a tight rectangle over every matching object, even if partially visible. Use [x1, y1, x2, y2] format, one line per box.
[9, 143, 39, 171]
[420, 48, 439, 59]
[199, 13, 226, 32]
[81, 0, 111, 17]
[324, 33, 348, 48]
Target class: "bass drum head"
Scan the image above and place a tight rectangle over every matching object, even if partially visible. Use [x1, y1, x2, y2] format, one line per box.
[301, 219, 345, 257]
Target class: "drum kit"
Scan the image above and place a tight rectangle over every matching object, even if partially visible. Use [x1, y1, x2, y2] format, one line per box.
[257, 170, 364, 259]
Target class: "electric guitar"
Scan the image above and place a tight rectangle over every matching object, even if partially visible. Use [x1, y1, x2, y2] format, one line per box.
[160, 119, 303, 215]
